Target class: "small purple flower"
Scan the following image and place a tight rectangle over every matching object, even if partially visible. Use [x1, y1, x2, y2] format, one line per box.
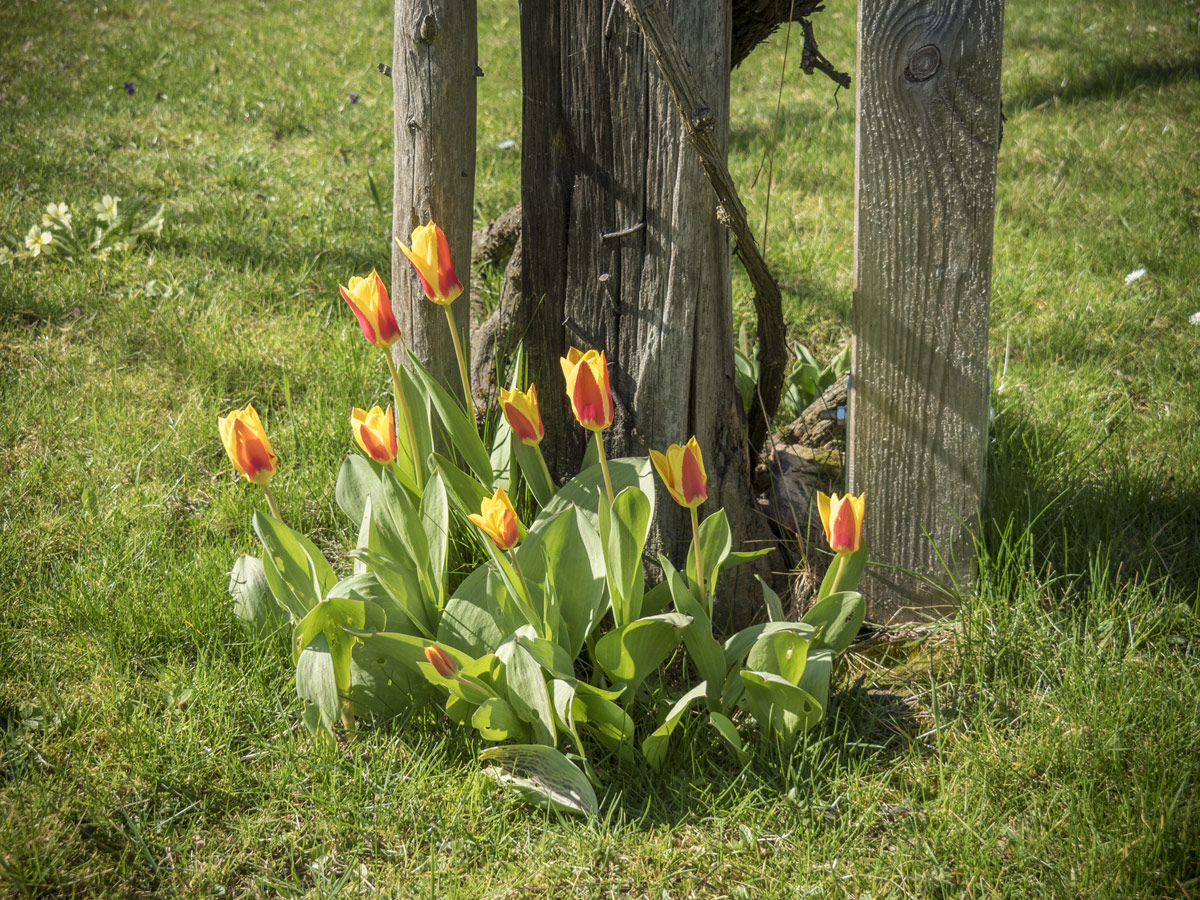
[124, 81, 136, 95]
[349, 92, 359, 105]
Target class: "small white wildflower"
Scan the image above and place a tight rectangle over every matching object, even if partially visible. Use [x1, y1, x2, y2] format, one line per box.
[24, 225, 54, 256]
[497, 139, 517, 150]
[1189, 312, 1200, 326]
[42, 202, 72, 228]
[94, 194, 121, 223]
[1124, 268, 1147, 285]
[0, 247, 12, 266]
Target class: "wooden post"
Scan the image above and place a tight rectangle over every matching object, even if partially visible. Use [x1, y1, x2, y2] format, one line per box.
[391, 0, 477, 397]
[848, 0, 1005, 622]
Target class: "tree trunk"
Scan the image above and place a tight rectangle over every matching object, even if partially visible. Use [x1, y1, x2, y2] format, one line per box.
[391, 0, 477, 396]
[519, 0, 775, 628]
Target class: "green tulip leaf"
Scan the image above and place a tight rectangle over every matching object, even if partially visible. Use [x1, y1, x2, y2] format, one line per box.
[431, 453, 491, 519]
[472, 696, 531, 743]
[480, 745, 598, 816]
[229, 554, 287, 634]
[512, 439, 556, 506]
[758, 574, 786, 623]
[745, 629, 809, 686]
[496, 639, 556, 747]
[799, 590, 865, 655]
[420, 471, 450, 610]
[353, 550, 434, 638]
[594, 612, 690, 696]
[686, 508, 732, 599]
[660, 555, 726, 706]
[817, 546, 868, 600]
[348, 641, 427, 720]
[295, 633, 340, 737]
[599, 486, 651, 628]
[642, 682, 708, 771]
[407, 349, 494, 488]
[723, 620, 815, 672]
[377, 468, 430, 577]
[796, 648, 833, 716]
[490, 412, 514, 494]
[253, 510, 337, 620]
[438, 567, 511, 657]
[708, 711, 750, 764]
[537, 457, 655, 533]
[738, 670, 825, 747]
[334, 454, 381, 525]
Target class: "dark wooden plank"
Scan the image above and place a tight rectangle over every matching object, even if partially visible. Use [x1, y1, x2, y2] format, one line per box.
[848, 0, 1005, 622]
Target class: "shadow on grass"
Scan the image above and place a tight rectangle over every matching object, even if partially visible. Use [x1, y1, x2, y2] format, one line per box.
[1005, 57, 1200, 113]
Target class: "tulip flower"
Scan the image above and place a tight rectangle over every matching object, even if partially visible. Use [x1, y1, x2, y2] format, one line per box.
[424, 644, 459, 679]
[560, 347, 613, 433]
[218, 403, 282, 520]
[650, 437, 707, 510]
[561, 347, 616, 504]
[350, 405, 398, 465]
[395, 221, 463, 306]
[499, 385, 545, 446]
[651, 436, 710, 608]
[468, 487, 521, 552]
[395, 221, 473, 412]
[817, 492, 866, 554]
[339, 269, 401, 349]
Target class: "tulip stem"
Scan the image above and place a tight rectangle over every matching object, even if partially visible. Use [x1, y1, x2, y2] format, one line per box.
[534, 445, 555, 493]
[595, 435, 616, 506]
[340, 698, 355, 734]
[262, 486, 283, 524]
[443, 305, 474, 417]
[386, 353, 422, 482]
[690, 506, 707, 615]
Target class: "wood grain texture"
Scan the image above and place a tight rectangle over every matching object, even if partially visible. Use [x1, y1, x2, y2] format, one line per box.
[848, 0, 1005, 622]
[519, 0, 775, 627]
[391, 0, 477, 399]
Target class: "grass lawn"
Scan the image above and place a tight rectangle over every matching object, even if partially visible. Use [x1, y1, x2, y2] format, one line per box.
[2, 0, 1198, 897]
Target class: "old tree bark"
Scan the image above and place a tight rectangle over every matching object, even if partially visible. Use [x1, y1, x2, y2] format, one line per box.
[518, 0, 773, 626]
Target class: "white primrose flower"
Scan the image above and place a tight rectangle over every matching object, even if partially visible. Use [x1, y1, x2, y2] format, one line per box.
[0, 247, 13, 266]
[24, 225, 54, 256]
[94, 194, 121, 223]
[42, 202, 72, 228]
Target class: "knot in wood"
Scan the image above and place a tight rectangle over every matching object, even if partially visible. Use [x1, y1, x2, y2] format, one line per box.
[419, 13, 438, 43]
[691, 106, 714, 132]
[904, 44, 941, 82]
[406, 115, 419, 132]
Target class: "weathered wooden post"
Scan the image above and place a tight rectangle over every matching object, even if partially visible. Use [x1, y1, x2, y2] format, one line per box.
[848, 0, 1006, 622]
[391, 0, 477, 393]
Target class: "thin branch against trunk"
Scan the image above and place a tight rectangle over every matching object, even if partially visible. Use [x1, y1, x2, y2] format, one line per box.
[731, 0, 823, 68]
[623, 0, 788, 458]
[472, 203, 521, 266]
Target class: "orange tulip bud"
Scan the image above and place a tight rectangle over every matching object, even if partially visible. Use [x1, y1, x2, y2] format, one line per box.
[560, 347, 613, 432]
[467, 487, 521, 551]
[218, 404, 278, 485]
[650, 437, 707, 509]
[339, 269, 401, 349]
[350, 405, 398, 464]
[424, 644, 459, 678]
[817, 492, 865, 553]
[395, 221, 464, 306]
[499, 384, 545, 446]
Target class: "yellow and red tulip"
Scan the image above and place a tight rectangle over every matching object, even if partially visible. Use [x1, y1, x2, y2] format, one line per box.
[395, 221, 463, 306]
[468, 487, 521, 551]
[339, 269, 401, 349]
[650, 437, 707, 509]
[350, 405, 398, 465]
[423, 644, 459, 679]
[817, 492, 865, 553]
[218, 404, 278, 486]
[560, 347, 613, 433]
[499, 385, 545, 446]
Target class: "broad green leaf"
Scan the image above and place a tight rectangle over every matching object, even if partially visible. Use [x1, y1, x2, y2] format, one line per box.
[687, 508, 732, 599]
[708, 711, 750, 764]
[796, 648, 833, 717]
[354, 550, 434, 638]
[661, 555, 725, 706]
[642, 682, 708, 771]
[600, 486, 651, 627]
[377, 468, 430, 577]
[296, 633, 339, 736]
[420, 471, 450, 610]
[519, 506, 607, 658]
[800, 590, 866, 655]
[549, 680, 596, 781]
[408, 349, 494, 487]
[334, 454, 381, 525]
[431, 453, 491, 518]
[574, 691, 636, 762]
[512, 439, 556, 507]
[349, 641, 427, 720]
[724, 547, 774, 570]
[480, 745, 597, 816]
[818, 546, 868, 599]
[253, 511, 337, 619]
[496, 639, 556, 747]
[515, 634, 575, 679]
[746, 629, 808, 686]
[397, 357, 435, 485]
[324, 579, 388, 631]
[351, 631, 492, 704]
[594, 612, 690, 696]
[758, 575, 786, 623]
[490, 411, 514, 493]
[738, 670, 824, 747]
[292, 595, 370, 664]
[640, 580, 672, 617]
[229, 554, 287, 634]
[537, 457, 655, 533]
[723, 620, 815, 672]
[438, 567, 511, 657]
[472, 697, 531, 742]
